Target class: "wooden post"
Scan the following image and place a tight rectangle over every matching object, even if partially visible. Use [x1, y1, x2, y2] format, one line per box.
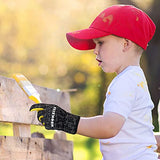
[0, 75, 73, 160]
[13, 123, 31, 137]
[54, 131, 66, 140]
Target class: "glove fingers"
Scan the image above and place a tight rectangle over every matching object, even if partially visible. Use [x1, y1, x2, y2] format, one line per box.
[29, 103, 47, 112]
[37, 110, 45, 122]
[39, 115, 44, 122]
[40, 117, 45, 126]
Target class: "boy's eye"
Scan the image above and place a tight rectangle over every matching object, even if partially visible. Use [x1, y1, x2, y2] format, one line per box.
[98, 41, 103, 46]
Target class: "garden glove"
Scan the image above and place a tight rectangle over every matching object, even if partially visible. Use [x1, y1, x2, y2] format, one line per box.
[29, 103, 80, 134]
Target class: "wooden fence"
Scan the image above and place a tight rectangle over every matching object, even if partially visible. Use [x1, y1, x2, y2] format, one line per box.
[0, 75, 73, 160]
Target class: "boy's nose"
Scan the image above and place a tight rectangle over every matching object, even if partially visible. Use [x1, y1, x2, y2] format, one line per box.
[94, 48, 99, 55]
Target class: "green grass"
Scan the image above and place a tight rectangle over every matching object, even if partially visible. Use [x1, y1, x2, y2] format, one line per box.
[68, 134, 102, 160]
[0, 122, 102, 160]
[0, 122, 13, 136]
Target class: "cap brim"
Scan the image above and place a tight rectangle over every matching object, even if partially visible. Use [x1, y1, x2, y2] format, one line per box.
[66, 28, 110, 50]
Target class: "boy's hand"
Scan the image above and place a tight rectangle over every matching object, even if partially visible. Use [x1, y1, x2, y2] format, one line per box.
[29, 103, 80, 134]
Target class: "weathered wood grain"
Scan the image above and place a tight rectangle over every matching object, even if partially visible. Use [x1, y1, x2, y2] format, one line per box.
[0, 75, 70, 125]
[0, 136, 73, 160]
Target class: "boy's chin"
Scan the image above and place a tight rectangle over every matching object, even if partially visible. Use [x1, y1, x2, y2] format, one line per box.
[102, 67, 114, 73]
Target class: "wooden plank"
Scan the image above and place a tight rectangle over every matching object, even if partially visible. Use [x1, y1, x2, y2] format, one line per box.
[13, 123, 31, 137]
[0, 136, 44, 160]
[0, 136, 73, 160]
[54, 131, 66, 140]
[0, 75, 70, 125]
[44, 138, 73, 160]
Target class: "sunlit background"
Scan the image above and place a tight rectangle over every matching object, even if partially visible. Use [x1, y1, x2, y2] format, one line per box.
[0, 0, 159, 159]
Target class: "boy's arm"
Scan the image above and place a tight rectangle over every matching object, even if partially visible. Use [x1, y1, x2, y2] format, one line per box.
[30, 103, 125, 139]
[77, 112, 125, 139]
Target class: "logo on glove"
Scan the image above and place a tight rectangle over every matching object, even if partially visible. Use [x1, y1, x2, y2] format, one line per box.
[51, 107, 56, 127]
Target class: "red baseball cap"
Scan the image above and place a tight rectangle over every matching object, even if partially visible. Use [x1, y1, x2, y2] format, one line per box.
[66, 5, 156, 50]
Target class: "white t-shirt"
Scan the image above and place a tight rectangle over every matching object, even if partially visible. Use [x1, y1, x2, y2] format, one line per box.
[100, 66, 158, 160]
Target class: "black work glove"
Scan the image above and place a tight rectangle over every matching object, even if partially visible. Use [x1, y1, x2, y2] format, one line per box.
[29, 103, 80, 134]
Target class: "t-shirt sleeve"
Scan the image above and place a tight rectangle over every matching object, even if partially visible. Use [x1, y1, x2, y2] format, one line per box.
[103, 76, 135, 119]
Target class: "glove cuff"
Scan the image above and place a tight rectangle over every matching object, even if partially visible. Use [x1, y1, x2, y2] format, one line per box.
[64, 112, 80, 134]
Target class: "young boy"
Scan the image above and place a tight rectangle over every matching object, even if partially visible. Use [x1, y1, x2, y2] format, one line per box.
[30, 5, 158, 160]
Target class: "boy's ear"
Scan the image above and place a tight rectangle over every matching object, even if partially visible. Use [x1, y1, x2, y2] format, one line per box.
[123, 39, 132, 52]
